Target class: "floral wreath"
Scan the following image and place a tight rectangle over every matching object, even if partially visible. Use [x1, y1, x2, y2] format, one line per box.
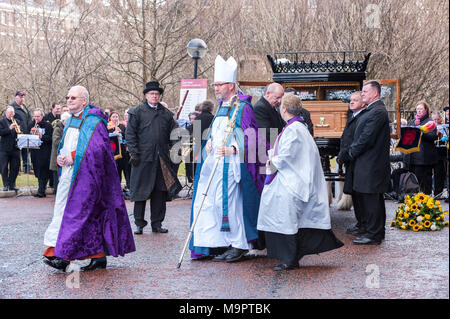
[391, 193, 449, 231]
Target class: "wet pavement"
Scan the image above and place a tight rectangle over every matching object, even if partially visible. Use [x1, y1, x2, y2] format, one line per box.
[0, 193, 448, 300]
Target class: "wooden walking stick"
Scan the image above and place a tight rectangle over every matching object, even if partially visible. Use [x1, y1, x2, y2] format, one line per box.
[176, 95, 241, 269]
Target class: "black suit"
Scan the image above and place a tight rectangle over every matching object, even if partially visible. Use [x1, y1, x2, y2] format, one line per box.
[28, 120, 53, 196]
[338, 110, 364, 228]
[299, 107, 314, 136]
[0, 117, 20, 189]
[340, 100, 391, 241]
[10, 102, 32, 173]
[253, 97, 285, 148]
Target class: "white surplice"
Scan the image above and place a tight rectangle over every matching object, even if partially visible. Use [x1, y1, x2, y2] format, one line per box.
[257, 121, 331, 235]
[193, 105, 251, 250]
[43, 125, 79, 247]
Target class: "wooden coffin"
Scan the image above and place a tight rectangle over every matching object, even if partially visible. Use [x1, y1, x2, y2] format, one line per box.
[301, 101, 348, 138]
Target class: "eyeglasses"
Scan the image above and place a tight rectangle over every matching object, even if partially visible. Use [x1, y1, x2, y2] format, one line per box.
[65, 96, 83, 101]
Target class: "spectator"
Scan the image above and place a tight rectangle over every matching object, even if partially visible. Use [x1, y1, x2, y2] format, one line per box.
[107, 111, 131, 197]
[405, 101, 438, 195]
[44, 103, 61, 124]
[28, 109, 53, 197]
[0, 106, 21, 191]
[61, 105, 69, 113]
[44, 103, 62, 190]
[10, 91, 32, 173]
[49, 112, 70, 195]
[431, 111, 446, 198]
[126, 81, 181, 235]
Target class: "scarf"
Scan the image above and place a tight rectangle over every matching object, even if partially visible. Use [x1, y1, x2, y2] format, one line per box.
[415, 113, 427, 126]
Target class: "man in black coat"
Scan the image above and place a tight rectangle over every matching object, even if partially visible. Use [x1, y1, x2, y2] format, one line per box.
[126, 81, 181, 235]
[338, 81, 390, 245]
[10, 91, 32, 173]
[28, 109, 53, 197]
[0, 106, 21, 191]
[337, 91, 367, 235]
[253, 83, 285, 148]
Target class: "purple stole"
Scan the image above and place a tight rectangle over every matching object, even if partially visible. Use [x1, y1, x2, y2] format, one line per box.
[264, 116, 304, 185]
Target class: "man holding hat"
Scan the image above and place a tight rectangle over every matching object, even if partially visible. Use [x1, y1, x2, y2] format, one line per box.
[126, 81, 181, 235]
[189, 56, 265, 262]
[10, 91, 32, 173]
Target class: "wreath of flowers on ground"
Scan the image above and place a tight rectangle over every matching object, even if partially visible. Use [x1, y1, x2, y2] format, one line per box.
[391, 193, 449, 231]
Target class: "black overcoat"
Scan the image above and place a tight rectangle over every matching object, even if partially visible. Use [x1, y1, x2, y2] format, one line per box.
[28, 120, 53, 180]
[253, 97, 285, 147]
[338, 110, 363, 194]
[0, 117, 20, 153]
[126, 102, 181, 201]
[347, 100, 391, 194]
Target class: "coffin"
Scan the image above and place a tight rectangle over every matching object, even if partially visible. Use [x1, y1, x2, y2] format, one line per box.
[302, 101, 348, 138]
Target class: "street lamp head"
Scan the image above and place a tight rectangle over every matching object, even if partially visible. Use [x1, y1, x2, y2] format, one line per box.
[187, 38, 207, 59]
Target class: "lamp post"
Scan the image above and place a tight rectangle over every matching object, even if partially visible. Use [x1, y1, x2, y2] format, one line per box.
[187, 38, 207, 79]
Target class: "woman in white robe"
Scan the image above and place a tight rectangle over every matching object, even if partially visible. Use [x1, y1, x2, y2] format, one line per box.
[257, 94, 343, 271]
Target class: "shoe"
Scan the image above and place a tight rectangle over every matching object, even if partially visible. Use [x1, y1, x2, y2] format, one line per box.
[346, 225, 367, 236]
[9, 186, 19, 191]
[43, 257, 70, 271]
[353, 236, 381, 245]
[225, 247, 248, 262]
[33, 193, 46, 198]
[134, 226, 144, 235]
[273, 263, 299, 271]
[81, 258, 107, 271]
[152, 227, 168, 233]
[212, 249, 232, 262]
[2, 187, 8, 191]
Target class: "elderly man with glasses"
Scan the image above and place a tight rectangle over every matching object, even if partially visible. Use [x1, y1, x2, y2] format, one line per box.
[42, 85, 135, 272]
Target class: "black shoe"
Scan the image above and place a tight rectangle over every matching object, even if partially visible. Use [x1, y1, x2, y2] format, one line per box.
[225, 247, 248, 262]
[152, 227, 168, 233]
[212, 249, 232, 262]
[43, 257, 70, 271]
[273, 263, 299, 271]
[134, 226, 144, 235]
[346, 225, 367, 236]
[9, 186, 19, 191]
[353, 236, 382, 245]
[81, 258, 107, 271]
[2, 187, 8, 191]
[33, 193, 46, 198]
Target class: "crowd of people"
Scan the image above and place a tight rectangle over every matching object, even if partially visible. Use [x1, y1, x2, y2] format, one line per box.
[0, 54, 448, 273]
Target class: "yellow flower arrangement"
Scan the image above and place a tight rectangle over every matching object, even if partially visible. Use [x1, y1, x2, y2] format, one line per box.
[391, 192, 449, 232]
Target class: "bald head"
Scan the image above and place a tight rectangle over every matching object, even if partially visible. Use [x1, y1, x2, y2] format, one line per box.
[67, 86, 89, 114]
[264, 83, 284, 108]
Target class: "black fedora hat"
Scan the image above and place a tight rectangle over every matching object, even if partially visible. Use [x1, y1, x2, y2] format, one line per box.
[143, 81, 164, 95]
